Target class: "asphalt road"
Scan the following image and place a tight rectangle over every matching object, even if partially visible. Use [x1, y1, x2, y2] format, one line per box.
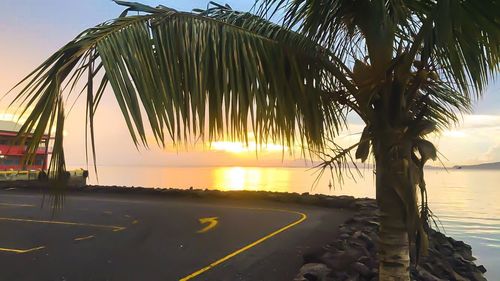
[0, 189, 351, 281]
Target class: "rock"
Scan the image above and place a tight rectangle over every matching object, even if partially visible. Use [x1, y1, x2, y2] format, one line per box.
[321, 248, 365, 270]
[357, 256, 371, 264]
[321, 253, 352, 271]
[295, 263, 331, 281]
[353, 231, 375, 250]
[413, 266, 446, 281]
[458, 248, 476, 261]
[364, 220, 380, 227]
[332, 271, 350, 281]
[354, 199, 377, 209]
[303, 273, 318, 281]
[303, 248, 325, 264]
[477, 264, 487, 274]
[324, 197, 355, 208]
[469, 271, 488, 281]
[435, 244, 454, 256]
[340, 233, 350, 239]
[367, 231, 379, 245]
[452, 252, 476, 269]
[358, 255, 377, 270]
[345, 271, 360, 281]
[295, 197, 487, 281]
[351, 262, 372, 277]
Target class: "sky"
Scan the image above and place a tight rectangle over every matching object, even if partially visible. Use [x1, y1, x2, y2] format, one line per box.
[0, 0, 499, 167]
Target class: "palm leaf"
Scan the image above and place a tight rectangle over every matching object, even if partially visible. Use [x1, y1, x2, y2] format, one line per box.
[7, 1, 353, 184]
[259, 0, 500, 97]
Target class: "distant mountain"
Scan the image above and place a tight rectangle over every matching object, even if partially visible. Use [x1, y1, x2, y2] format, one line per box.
[453, 162, 500, 170]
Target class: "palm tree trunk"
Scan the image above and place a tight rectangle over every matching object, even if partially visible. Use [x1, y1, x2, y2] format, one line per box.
[374, 134, 411, 281]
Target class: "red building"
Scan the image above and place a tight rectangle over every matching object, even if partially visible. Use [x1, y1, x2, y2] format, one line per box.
[0, 120, 50, 171]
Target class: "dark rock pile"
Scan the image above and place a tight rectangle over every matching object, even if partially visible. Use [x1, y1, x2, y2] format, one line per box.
[415, 229, 487, 281]
[295, 198, 487, 281]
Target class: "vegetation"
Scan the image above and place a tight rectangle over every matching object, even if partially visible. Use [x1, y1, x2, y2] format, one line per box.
[8, 0, 500, 280]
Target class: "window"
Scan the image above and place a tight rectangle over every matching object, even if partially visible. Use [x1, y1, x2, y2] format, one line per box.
[1, 156, 20, 166]
[35, 155, 45, 166]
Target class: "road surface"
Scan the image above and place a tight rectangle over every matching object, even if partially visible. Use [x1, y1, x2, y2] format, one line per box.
[0, 188, 351, 281]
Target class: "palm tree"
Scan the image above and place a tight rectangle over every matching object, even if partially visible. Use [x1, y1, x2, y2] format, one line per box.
[8, 1, 499, 280]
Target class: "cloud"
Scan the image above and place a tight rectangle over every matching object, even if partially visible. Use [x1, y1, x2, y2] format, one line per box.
[457, 114, 500, 129]
[433, 114, 500, 165]
[479, 144, 500, 163]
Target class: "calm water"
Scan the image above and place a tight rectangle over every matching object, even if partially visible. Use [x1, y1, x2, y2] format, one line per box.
[80, 166, 500, 279]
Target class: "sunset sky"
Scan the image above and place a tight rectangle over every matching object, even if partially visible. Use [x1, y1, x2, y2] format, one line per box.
[1, 0, 499, 167]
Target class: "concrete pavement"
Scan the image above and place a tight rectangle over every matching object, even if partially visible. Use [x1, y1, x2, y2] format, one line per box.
[0, 189, 351, 281]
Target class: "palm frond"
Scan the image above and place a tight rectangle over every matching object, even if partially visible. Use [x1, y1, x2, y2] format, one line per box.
[7, 1, 352, 182]
[258, 0, 500, 97]
[417, 0, 500, 97]
[312, 138, 362, 190]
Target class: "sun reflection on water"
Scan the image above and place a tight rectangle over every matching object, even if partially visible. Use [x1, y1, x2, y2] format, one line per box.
[212, 167, 291, 192]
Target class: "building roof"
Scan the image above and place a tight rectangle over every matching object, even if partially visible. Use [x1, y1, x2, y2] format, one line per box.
[0, 120, 51, 139]
[0, 120, 23, 133]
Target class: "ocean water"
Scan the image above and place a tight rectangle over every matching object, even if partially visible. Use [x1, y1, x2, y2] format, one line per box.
[79, 166, 500, 280]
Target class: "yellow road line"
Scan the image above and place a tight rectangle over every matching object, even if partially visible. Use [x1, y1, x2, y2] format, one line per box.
[0, 246, 45, 254]
[74, 235, 95, 241]
[179, 208, 307, 281]
[0, 203, 35, 207]
[0, 217, 126, 232]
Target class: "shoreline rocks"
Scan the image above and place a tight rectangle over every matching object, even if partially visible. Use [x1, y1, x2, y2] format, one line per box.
[295, 199, 488, 281]
[0, 181, 363, 208]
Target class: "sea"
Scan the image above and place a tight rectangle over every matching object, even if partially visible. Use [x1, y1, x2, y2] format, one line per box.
[78, 166, 500, 280]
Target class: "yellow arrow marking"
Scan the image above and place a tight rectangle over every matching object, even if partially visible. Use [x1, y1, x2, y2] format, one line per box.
[0, 246, 45, 254]
[197, 217, 219, 233]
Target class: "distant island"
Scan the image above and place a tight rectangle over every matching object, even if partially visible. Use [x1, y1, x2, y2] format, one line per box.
[453, 162, 500, 170]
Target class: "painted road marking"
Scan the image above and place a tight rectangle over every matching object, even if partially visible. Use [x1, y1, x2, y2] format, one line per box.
[0, 217, 126, 232]
[180, 208, 307, 281]
[0, 217, 126, 253]
[0, 193, 307, 278]
[0, 203, 35, 207]
[197, 217, 218, 233]
[74, 235, 95, 241]
[0, 246, 45, 254]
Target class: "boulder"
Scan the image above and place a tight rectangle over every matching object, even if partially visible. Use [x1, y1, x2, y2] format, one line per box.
[295, 263, 331, 281]
[350, 261, 372, 277]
